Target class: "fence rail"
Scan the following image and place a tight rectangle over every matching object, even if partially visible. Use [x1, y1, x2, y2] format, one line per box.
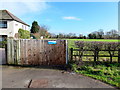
[70, 48, 120, 63]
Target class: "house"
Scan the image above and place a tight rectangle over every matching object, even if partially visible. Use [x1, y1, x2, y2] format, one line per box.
[0, 10, 30, 41]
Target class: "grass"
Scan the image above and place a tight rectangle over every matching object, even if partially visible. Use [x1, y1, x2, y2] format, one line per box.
[67, 39, 119, 49]
[67, 39, 120, 88]
[67, 39, 119, 42]
[70, 61, 120, 88]
[67, 39, 119, 62]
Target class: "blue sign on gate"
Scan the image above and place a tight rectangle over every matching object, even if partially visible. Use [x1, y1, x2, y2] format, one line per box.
[48, 41, 57, 44]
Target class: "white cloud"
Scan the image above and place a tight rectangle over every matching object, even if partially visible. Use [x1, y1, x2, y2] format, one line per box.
[63, 16, 80, 20]
[0, 0, 49, 16]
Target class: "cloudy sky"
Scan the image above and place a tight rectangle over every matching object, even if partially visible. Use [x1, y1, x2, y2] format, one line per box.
[0, 1, 118, 36]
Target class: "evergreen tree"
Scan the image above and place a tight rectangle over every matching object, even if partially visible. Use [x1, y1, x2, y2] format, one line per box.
[30, 21, 39, 33]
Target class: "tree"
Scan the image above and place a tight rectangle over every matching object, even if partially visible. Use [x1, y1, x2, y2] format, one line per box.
[79, 34, 83, 39]
[57, 33, 64, 38]
[105, 30, 119, 39]
[50, 33, 56, 38]
[67, 33, 76, 38]
[88, 33, 96, 39]
[83, 36, 86, 39]
[30, 21, 39, 33]
[39, 25, 51, 38]
[88, 29, 104, 39]
[88, 34, 92, 39]
[97, 29, 104, 39]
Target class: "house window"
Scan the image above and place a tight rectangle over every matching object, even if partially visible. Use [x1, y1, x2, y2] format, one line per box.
[22, 25, 24, 29]
[0, 21, 7, 28]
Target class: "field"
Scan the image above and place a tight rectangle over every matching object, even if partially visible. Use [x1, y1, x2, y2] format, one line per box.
[67, 39, 119, 62]
[67, 39, 119, 42]
[67, 39, 120, 88]
[67, 39, 119, 49]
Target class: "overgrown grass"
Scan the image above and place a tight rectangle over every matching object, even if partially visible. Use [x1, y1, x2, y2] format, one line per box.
[70, 61, 120, 88]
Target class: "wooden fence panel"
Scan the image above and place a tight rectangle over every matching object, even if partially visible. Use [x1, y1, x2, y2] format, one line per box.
[7, 39, 67, 66]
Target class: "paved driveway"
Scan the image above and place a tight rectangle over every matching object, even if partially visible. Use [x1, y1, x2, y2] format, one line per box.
[2, 66, 115, 88]
[0, 48, 6, 65]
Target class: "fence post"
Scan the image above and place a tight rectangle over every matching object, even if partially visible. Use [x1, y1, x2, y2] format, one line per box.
[5, 43, 7, 64]
[70, 48, 73, 61]
[118, 49, 120, 63]
[7, 39, 11, 64]
[66, 40, 68, 64]
[94, 50, 97, 62]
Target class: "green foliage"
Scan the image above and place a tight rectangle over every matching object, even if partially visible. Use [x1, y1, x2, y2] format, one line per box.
[71, 62, 120, 88]
[68, 39, 118, 49]
[30, 34, 37, 39]
[0, 41, 7, 48]
[75, 41, 119, 50]
[31, 21, 39, 33]
[18, 29, 30, 39]
[73, 41, 119, 62]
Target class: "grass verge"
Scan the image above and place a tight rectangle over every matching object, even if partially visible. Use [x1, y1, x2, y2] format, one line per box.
[70, 61, 120, 88]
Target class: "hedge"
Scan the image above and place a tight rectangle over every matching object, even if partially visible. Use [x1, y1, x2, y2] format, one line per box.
[75, 41, 120, 50]
[18, 29, 30, 39]
[74, 41, 120, 63]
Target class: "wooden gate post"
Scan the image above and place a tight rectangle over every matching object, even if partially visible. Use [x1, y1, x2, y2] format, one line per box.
[7, 39, 11, 64]
[118, 49, 120, 63]
[66, 40, 68, 64]
[94, 50, 97, 62]
[70, 48, 73, 61]
[5, 43, 7, 64]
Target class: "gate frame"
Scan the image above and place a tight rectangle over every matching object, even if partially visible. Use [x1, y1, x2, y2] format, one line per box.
[6, 39, 68, 65]
[66, 40, 68, 64]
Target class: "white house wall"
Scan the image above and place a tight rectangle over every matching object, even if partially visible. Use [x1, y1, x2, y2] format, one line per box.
[0, 20, 30, 38]
[13, 21, 30, 34]
[0, 20, 14, 37]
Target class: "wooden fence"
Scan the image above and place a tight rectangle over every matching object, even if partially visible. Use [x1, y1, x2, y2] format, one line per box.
[6, 39, 67, 66]
[70, 48, 120, 63]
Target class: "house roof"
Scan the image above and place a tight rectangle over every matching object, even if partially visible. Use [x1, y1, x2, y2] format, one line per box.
[0, 10, 29, 26]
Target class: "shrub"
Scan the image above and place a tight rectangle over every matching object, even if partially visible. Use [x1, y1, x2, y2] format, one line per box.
[0, 41, 7, 48]
[75, 41, 119, 50]
[30, 33, 37, 39]
[74, 41, 120, 62]
[18, 29, 30, 39]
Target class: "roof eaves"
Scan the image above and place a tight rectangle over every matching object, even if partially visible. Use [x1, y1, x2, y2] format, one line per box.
[5, 10, 30, 26]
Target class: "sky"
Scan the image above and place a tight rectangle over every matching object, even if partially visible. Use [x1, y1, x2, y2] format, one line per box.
[0, 1, 118, 36]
